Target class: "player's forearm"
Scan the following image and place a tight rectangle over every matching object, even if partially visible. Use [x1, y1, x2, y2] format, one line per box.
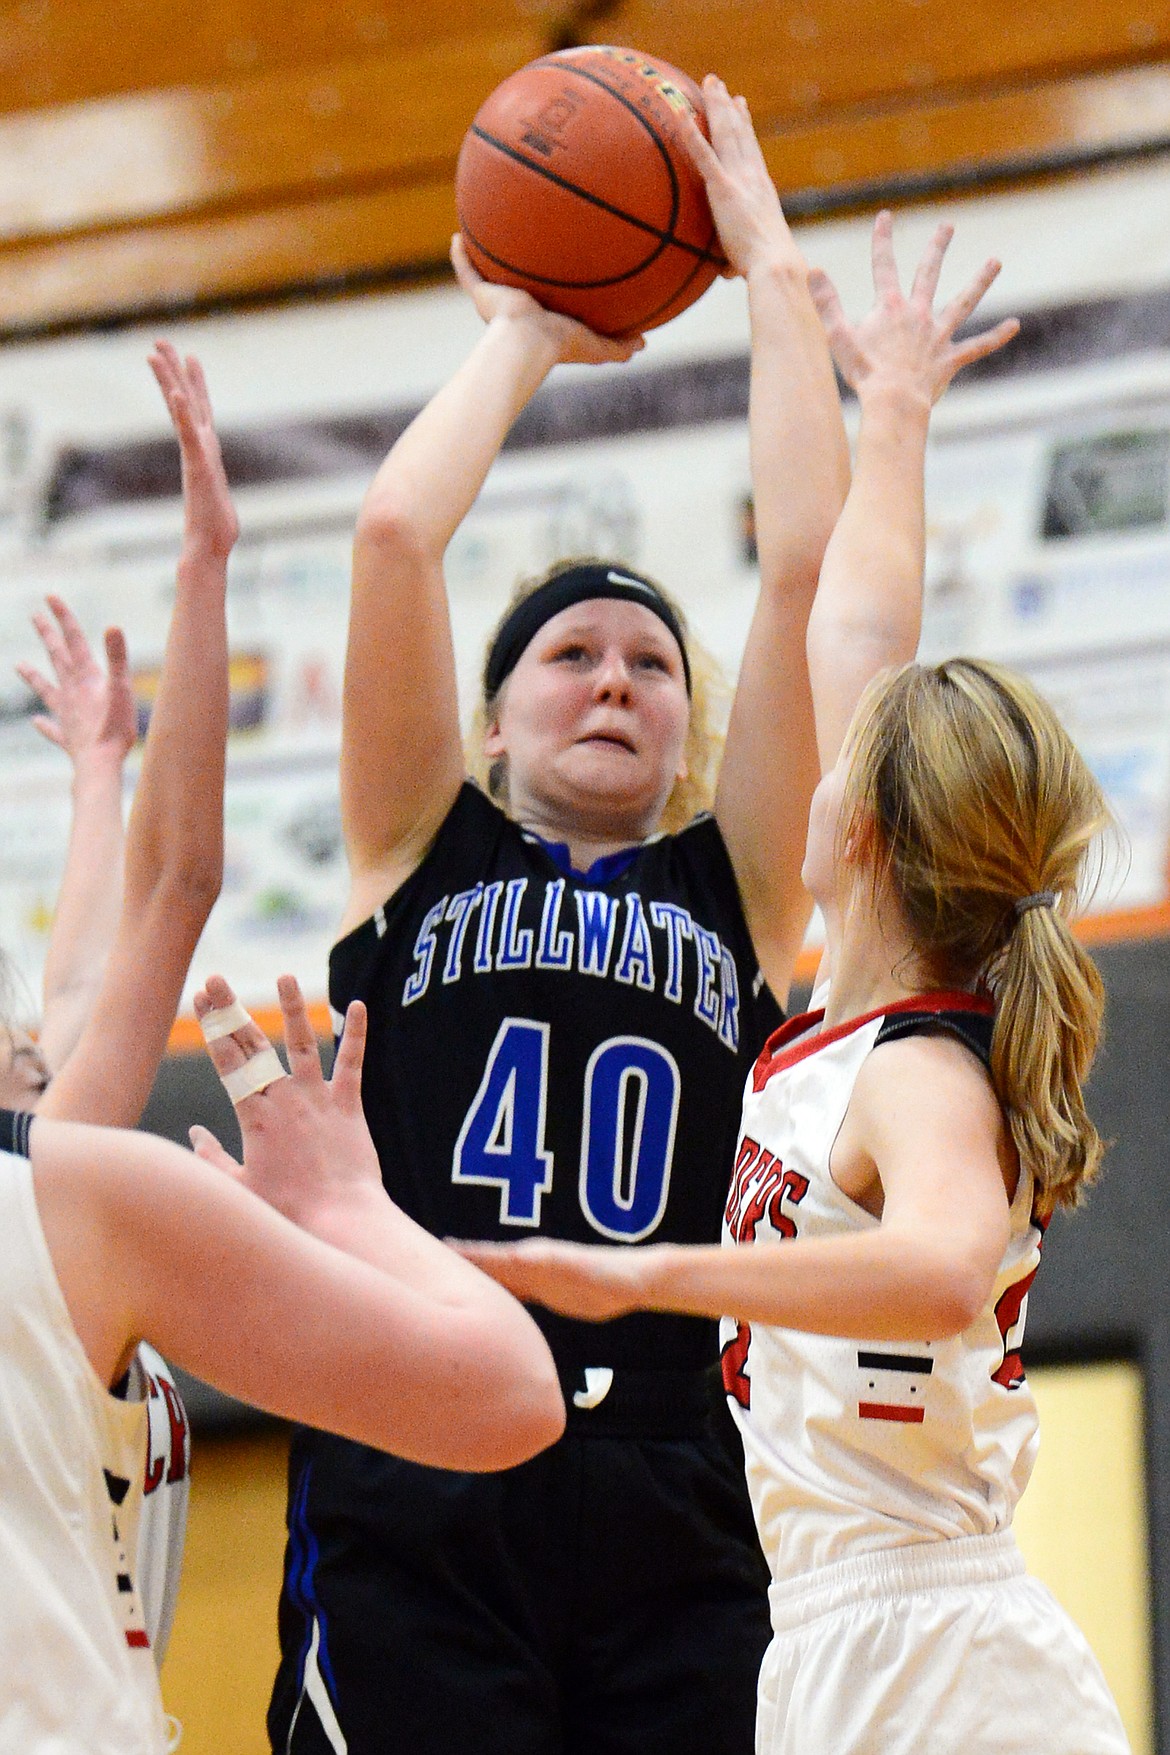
[639, 1231, 986, 1342]
[806, 379, 929, 720]
[357, 314, 560, 563]
[746, 253, 850, 602]
[38, 754, 126, 1069]
[812, 378, 929, 631]
[307, 1191, 569, 1462]
[123, 552, 227, 920]
[304, 1179, 527, 1314]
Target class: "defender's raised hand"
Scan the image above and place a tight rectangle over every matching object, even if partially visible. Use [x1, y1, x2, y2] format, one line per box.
[191, 974, 383, 1235]
[149, 342, 239, 563]
[808, 211, 1019, 403]
[17, 594, 136, 762]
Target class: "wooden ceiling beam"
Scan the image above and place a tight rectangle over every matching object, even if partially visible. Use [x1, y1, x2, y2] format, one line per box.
[0, 0, 567, 115]
[763, 59, 1170, 211]
[579, 1, 1170, 125]
[0, 29, 543, 242]
[0, 176, 458, 334]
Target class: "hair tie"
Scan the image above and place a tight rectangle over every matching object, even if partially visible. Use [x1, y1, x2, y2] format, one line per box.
[1014, 890, 1057, 917]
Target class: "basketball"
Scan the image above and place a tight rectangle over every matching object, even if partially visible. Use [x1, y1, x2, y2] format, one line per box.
[455, 46, 725, 337]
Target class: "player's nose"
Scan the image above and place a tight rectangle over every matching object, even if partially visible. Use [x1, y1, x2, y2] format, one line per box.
[594, 647, 633, 701]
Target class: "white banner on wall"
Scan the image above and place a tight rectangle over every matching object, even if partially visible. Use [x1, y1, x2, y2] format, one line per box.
[2, 155, 1170, 1014]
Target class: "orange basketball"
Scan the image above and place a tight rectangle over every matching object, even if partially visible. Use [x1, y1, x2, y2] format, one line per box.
[455, 46, 724, 337]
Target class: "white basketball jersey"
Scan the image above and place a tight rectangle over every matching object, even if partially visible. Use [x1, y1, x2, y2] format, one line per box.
[0, 1143, 171, 1754]
[719, 992, 1044, 1586]
[123, 1341, 191, 1664]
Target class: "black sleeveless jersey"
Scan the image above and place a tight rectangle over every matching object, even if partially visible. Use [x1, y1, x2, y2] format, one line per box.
[329, 781, 784, 1372]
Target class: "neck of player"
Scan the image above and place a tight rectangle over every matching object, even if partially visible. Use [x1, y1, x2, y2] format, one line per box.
[818, 873, 948, 1029]
[509, 778, 668, 874]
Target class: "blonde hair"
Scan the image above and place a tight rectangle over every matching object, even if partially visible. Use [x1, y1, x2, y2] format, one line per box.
[840, 657, 1112, 1215]
[467, 559, 727, 834]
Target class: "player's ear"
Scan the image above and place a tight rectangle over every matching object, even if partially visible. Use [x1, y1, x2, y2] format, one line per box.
[483, 678, 513, 760]
[840, 803, 879, 870]
[483, 714, 504, 759]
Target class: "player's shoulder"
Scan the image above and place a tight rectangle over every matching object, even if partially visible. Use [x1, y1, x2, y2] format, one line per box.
[646, 809, 755, 920]
[866, 1025, 993, 1085]
[856, 1020, 1003, 1143]
[334, 781, 508, 952]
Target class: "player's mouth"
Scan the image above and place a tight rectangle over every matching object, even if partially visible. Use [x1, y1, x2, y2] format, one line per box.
[579, 730, 637, 753]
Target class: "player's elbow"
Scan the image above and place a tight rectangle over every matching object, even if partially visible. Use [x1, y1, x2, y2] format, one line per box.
[470, 1368, 571, 1467]
[807, 588, 919, 674]
[125, 854, 221, 963]
[145, 838, 223, 911]
[760, 538, 832, 609]
[354, 496, 432, 569]
[914, 1255, 991, 1339]
[389, 1306, 565, 1473]
[464, 1346, 566, 1471]
[354, 1340, 564, 1473]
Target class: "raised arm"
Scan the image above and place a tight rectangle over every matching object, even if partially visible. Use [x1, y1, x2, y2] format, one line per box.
[16, 598, 136, 1074]
[38, 345, 233, 1125]
[341, 251, 641, 930]
[685, 78, 850, 1004]
[805, 214, 1018, 775]
[31, 979, 563, 1472]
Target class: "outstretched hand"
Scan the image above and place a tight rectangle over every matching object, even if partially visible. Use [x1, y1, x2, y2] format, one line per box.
[149, 342, 239, 564]
[450, 233, 645, 365]
[17, 594, 137, 764]
[808, 211, 1019, 403]
[454, 1236, 650, 1322]
[190, 973, 384, 1233]
[680, 73, 790, 278]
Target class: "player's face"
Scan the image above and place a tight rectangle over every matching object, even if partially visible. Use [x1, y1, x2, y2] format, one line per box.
[0, 1028, 51, 1109]
[485, 599, 690, 839]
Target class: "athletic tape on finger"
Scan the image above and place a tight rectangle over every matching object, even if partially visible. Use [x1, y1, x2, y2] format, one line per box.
[221, 1049, 288, 1104]
[199, 1000, 254, 1042]
[199, 996, 289, 1103]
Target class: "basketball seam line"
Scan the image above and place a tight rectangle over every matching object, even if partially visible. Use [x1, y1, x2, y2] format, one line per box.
[534, 54, 683, 238]
[544, 58, 724, 275]
[467, 126, 724, 268]
[462, 214, 681, 291]
[635, 238, 719, 328]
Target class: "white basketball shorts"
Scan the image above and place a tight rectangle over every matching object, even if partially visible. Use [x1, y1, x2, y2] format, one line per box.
[756, 1530, 1130, 1754]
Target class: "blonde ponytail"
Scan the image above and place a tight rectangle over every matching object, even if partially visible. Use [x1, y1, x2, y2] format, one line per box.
[841, 658, 1112, 1212]
[991, 897, 1104, 1216]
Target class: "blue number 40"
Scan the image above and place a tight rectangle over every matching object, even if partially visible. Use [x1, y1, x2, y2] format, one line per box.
[452, 1018, 680, 1240]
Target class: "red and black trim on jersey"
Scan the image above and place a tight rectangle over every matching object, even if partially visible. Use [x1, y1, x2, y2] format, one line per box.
[104, 1469, 150, 1650]
[751, 990, 995, 1092]
[0, 1107, 35, 1158]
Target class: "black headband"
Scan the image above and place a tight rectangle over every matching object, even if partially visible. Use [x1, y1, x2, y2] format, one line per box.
[483, 564, 692, 700]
